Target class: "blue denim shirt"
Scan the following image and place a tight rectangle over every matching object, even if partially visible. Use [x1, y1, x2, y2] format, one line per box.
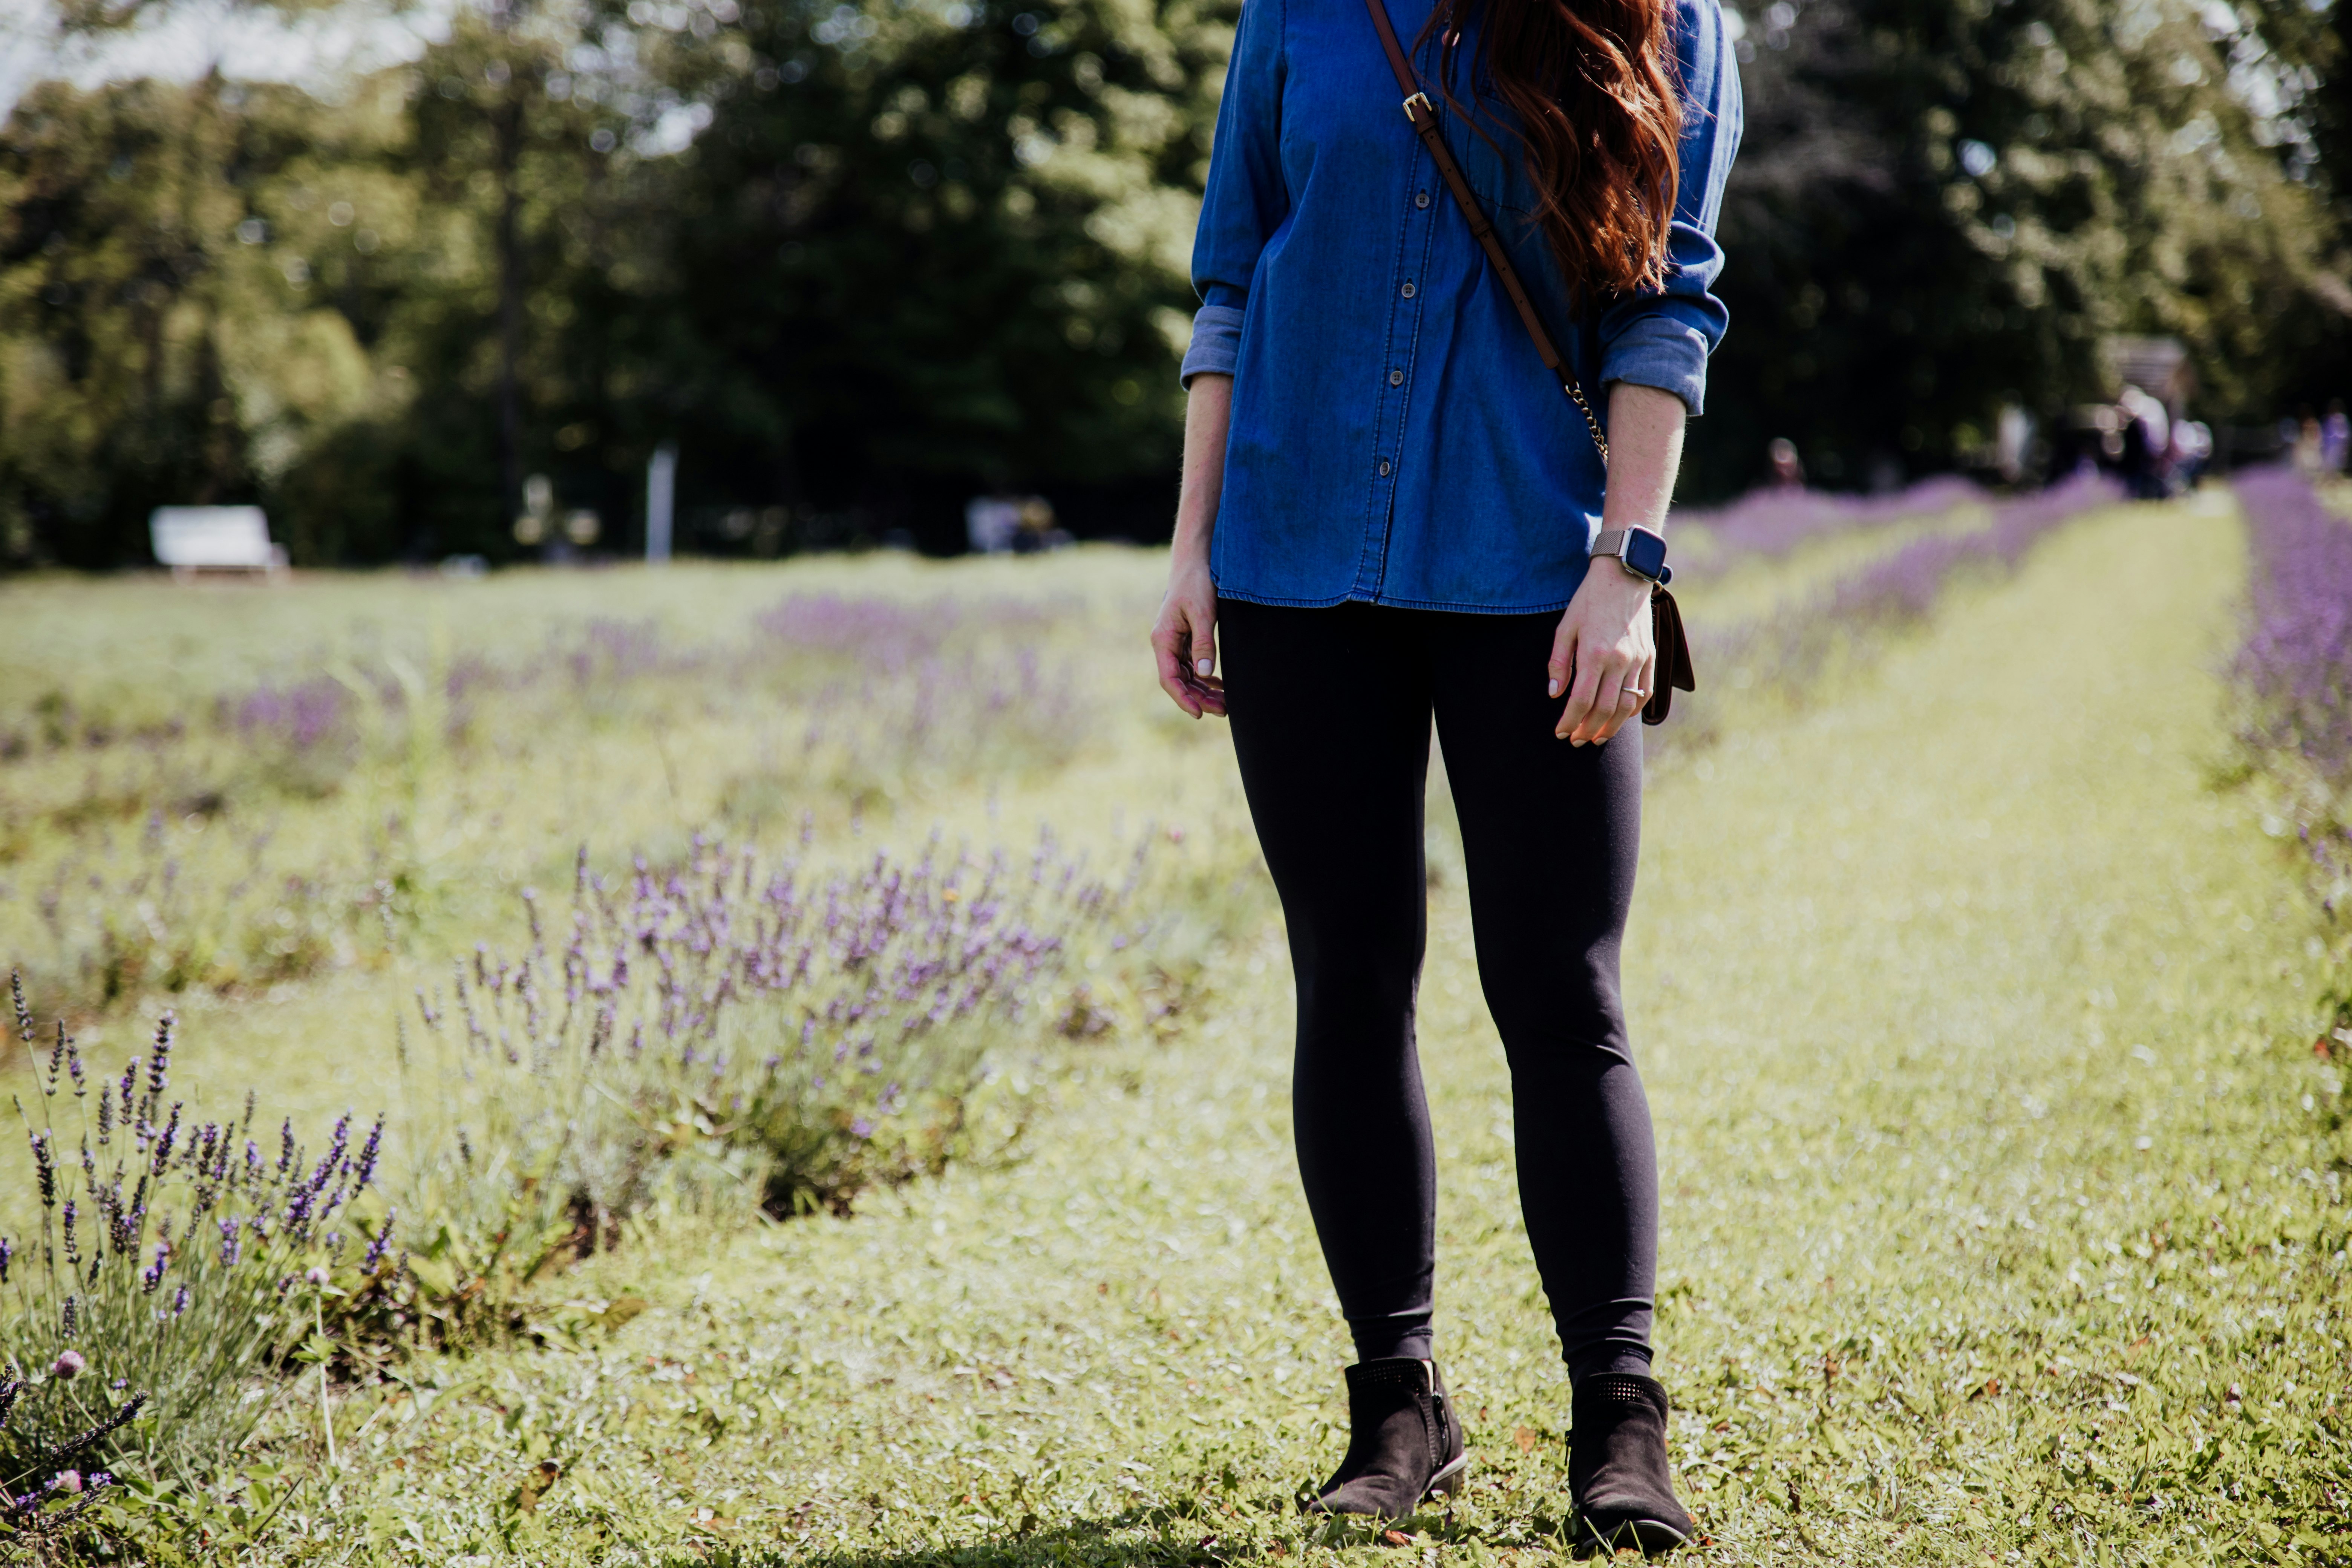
[1183, 0, 1742, 612]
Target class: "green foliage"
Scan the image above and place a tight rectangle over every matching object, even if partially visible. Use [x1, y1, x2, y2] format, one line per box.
[5, 0, 2351, 548]
[655, 0, 1227, 537]
[0, 0, 1231, 568]
[0, 75, 338, 566]
[1689, 0, 2344, 495]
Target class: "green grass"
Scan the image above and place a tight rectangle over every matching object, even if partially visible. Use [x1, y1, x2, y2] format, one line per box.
[4, 498, 2347, 1564]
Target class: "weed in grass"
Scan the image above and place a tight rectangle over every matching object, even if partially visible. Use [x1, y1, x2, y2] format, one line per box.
[0, 1375, 144, 1559]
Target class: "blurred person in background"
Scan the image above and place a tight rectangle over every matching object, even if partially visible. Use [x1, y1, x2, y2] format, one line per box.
[2292, 408, 2324, 476]
[1766, 436, 1805, 488]
[2168, 419, 2213, 489]
[2117, 384, 2171, 499]
[2323, 400, 2349, 476]
[1150, 0, 1740, 1553]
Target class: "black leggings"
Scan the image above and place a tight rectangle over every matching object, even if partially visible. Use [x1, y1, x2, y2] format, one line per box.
[1221, 599, 1658, 1385]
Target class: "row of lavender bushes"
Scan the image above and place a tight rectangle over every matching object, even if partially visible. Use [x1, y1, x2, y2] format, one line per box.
[2229, 469, 2352, 939]
[1670, 476, 1989, 581]
[0, 822, 1189, 1533]
[1, 592, 1094, 1021]
[1652, 472, 2125, 754]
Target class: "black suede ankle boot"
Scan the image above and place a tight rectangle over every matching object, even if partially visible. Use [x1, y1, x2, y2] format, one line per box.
[1568, 1373, 1695, 1557]
[1303, 1358, 1469, 1518]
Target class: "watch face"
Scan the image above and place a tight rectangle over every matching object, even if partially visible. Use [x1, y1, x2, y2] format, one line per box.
[1624, 528, 1668, 580]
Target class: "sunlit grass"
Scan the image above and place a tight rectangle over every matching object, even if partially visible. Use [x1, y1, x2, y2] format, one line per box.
[6, 499, 2346, 1564]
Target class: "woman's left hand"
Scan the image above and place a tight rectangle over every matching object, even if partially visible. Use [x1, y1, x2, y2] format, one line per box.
[1548, 558, 1656, 745]
[1550, 382, 1685, 746]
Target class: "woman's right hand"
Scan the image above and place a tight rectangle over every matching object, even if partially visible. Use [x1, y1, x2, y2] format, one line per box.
[1155, 371, 1234, 719]
[1152, 559, 1225, 718]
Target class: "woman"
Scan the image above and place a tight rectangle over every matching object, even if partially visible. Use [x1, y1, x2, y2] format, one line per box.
[1148, 0, 1739, 1553]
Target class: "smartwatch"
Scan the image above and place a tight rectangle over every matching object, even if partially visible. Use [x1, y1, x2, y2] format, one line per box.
[1591, 526, 1672, 586]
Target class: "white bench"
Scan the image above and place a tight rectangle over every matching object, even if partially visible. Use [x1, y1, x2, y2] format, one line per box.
[149, 507, 289, 579]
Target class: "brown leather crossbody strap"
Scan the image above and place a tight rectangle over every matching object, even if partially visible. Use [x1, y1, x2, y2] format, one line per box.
[1358, 0, 1609, 462]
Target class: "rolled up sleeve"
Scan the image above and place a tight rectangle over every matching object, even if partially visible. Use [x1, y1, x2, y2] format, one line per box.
[1181, 303, 1246, 384]
[1182, 0, 1286, 387]
[1597, 0, 1743, 415]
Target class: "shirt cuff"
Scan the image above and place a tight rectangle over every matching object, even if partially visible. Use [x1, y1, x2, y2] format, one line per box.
[1179, 304, 1245, 387]
[1598, 315, 1710, 416]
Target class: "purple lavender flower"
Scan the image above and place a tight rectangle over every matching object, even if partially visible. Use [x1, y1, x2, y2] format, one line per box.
[28, 1133, 54, 1208]
[231, 675, 349, 752]
[2234, 468, 2352, 783]
[51, 1350, 82, 1380]
[141, 1245, 168, 1293]
[363, 1210, 396, 1275]
[151, 1102, 182, 1172]
[353, 1115, 384, 1190]
[172, 1285, 190, 1316]
[2231, 468, 2352, 898]
[147, 1013, 174, 1099]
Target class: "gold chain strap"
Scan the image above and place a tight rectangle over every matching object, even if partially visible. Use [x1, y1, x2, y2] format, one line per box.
[1565, 381, 1609, 466]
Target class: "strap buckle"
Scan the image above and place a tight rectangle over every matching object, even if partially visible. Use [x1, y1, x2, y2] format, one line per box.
[1402, 91, 1433, 122]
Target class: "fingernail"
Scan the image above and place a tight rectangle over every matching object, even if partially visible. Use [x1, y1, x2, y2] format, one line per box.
[1548, 679, 1562, 698]
[1196, 658, 1213, 676]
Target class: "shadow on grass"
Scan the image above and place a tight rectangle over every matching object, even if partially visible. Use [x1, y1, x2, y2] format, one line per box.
[656, 1497, 1583, 1568]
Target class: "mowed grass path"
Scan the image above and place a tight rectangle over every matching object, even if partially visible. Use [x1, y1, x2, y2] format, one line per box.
[270, 502, 2344, 1565]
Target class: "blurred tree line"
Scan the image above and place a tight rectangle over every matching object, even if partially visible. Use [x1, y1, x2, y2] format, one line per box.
[0, 0, 2346, 566]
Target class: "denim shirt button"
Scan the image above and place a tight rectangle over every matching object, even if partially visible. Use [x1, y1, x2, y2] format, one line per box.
[1401, 281, 1416, 299]
[1387, 369, 1404, 386]
[1415, 190, 1430, 208]
[1378, 460, 1391, 477]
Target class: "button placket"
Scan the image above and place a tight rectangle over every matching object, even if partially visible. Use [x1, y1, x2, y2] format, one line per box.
[1372, 182, 1435, 487]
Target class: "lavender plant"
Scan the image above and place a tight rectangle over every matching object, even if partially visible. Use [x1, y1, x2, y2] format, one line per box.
[403, 829, 1144, 1253]
[0, 975, 390, 1479]
[1672, 476, 1987, 581]
[2230, 468, 2352, 917]
[1658, 472, 2123, 752]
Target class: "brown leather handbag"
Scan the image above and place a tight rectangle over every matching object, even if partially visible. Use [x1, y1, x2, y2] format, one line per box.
[1359, 0, 1696, 725]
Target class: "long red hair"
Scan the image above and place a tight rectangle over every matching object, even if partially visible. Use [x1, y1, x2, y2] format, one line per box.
[1421, 0, 1683, 302]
